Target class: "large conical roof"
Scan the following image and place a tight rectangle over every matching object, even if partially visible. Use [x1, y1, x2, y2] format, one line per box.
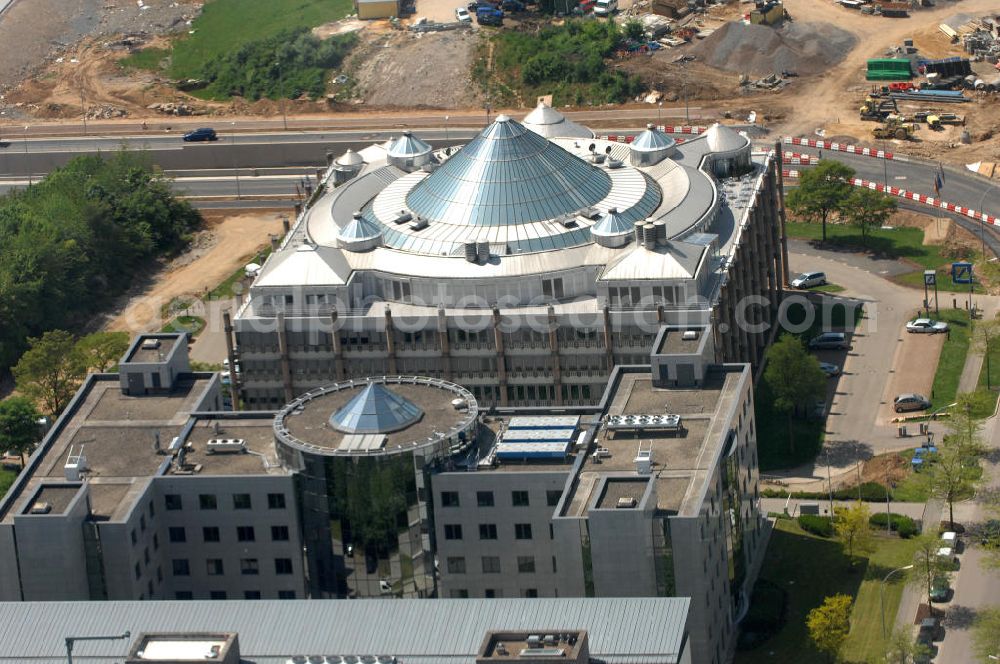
[521, 101, 594, 139]
[704, 123, 750, 153]
[329, 382, 424, 434]
[404, 115, 612, 227]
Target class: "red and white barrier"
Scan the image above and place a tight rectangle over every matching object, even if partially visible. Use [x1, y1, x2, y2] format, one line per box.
[782, 169, 999, 226]
[783, 136, 907, 162]
[782, 151, 819, 166]
[598, 126, 706, 143]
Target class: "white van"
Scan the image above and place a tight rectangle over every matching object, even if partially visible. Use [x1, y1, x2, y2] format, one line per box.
[594, 0, 617, 15]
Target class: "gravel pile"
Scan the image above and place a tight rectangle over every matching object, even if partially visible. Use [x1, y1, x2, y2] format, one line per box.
[691, 21, 857, 77]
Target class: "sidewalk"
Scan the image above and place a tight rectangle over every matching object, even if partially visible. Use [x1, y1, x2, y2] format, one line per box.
[761, 497, 925, 520]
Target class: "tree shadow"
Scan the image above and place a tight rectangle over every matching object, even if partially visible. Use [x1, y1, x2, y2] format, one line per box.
[942, 604, 978, 630]
[823, 439, 874, 469]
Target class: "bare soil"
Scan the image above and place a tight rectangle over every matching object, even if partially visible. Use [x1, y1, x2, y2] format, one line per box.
[103, 211, 285, 333]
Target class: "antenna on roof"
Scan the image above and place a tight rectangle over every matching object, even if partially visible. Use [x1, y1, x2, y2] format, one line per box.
[212, 421, 221, 435]
[153, 430, 161, 453]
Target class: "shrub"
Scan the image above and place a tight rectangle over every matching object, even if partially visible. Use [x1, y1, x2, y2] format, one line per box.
[798, 514, 834, 538]
[870, 512, 919, 538]
[761, 481, 892, 502]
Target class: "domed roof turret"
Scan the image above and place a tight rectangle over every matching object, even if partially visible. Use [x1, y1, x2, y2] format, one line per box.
[630, 124, 676, 152]
[521, 101, 594, 139]
[704, 123, 750, 154]
[387, 131, 433, 159]
[337, 212, 382, 251]
[335, 149, 365, 167]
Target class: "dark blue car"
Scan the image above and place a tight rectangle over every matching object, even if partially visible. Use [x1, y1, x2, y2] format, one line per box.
[183, 127, 218, 142]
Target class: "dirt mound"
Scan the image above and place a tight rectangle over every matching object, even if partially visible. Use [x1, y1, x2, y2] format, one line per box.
[690, 21, 857, 77]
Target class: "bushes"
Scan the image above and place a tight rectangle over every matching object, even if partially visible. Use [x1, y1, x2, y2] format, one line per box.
[197, 27, 356, 100]
[762, 481, 891, 502]
[798, 514, 834, 538]
[870, 513, 919, 538]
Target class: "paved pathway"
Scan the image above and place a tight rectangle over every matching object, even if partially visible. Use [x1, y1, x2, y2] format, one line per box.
[761, 497, 925, 520]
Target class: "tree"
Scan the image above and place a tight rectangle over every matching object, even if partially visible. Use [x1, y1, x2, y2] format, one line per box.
[807, 594, 852, 662]
[763, 335, 827, 452]
[623, 19, 645, 42]
[0, 396, 42, 464]
[911, 533, 952, 611]
[11, 330, 86, 417]
[785, 160, 855, 242]
[972, 316, 1000, 390]
[76, 331, 129, 373]
[884, 626, 933, 664]
[972, 607, 1000, 663]
[845, 188, 897, 246]
[926, 435, 984, 530]
[835, 501, 875, 563]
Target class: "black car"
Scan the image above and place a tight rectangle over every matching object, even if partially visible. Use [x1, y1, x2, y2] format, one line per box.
[182, 127, 218, 142]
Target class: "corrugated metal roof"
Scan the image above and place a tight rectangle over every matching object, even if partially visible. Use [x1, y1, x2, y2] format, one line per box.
[255, 244, 353, 287]
[329, 382, 424, 433]
[0, 598, 689, 663]
[630, 126, 676, 153]
[521, 102, 594, 139]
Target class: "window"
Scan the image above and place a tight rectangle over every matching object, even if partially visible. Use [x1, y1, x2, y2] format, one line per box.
[240, 559, 259, 575]
[237, 526, 256, 542]
[542, 278, 564, 299]
[206, 559, 224, 576]
[144, 547, 150, 565]
[477, 491, 494, 507]
[449, 589, 469, 598]
[172, 559, 190, 576]
[446, 557, 466, 574]
[479, 524, 498, 540]
[272, 525, 290, 541]
[233, 493, 252, 510]
[441, 491, 460, 508]
[175, 591, 193, 600]
[140, 515, 146, 532]
[210, 591, 227, 600]
[203, 527, 220, 543]
[168, 527, 186, 543]
[278, 590, 296, 599]
[515, 523, 533, 540]
[148, 580, 154, 597]
[275, 558, 293, 575]
[444, 524, 463, 541]
[244, 590, 261, 600]
[481, 556, 501, 574]
[485, 589, 498, 598]
[134, 563, 141, 581]
[148, 500, 155, 518]
[156, 566, 163, 583]
[165, 494, 182, 511]
[547, 490, 562, 507]
[152, 533, 159, 550]
[130, 529, 137, 545]
[199, 494, 217, 510]
[523, 588, 539, 598]
[268, 493, 286, 509]
[512, 491, 530, 507]
[517, 556, 536, 573]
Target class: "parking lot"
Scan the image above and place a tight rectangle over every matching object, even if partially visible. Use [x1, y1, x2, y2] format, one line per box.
[878, 331, 944, 425]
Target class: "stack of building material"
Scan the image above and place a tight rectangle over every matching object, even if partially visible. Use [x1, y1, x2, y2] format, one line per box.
[651, 0, 689, 18]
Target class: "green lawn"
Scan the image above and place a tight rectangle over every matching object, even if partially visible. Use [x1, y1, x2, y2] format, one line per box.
[738, 519, 920, 664]
[755, 379, 825, 471]
[162, 315, 206, 337]
[814, 282, 846, 293]
[0, 467, 17, 498]
[120, 47, 171, 72]
[207, 245, 270, 300]
[928, 309, 974, 412]
[167, 0, 353, 80]
[785, 221, 984, 293]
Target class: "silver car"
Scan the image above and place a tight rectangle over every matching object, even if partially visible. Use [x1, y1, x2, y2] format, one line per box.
[791, 271, 827, 289]
[906, 318, 949, 334]
[894, 393, 931, 413]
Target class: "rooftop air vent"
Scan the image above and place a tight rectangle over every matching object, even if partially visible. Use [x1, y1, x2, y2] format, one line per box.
[682, 330, 699, 340]
[141, 338, 161, 350]
[206, 438, 247, 454]
[616, 496, 637, 509]
[30, 502, 52, 515]
[393, 211, 413, 225]
[409, 217, 429, 231]
[606, 158, 624, 169]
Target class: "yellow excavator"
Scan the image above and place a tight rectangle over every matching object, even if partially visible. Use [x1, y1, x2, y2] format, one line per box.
[872, 117, 917, 140]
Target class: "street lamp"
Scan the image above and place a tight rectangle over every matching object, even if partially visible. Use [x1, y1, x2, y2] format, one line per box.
[275, 57, 288, 131]
[22, 125, 31, 186]
[880, 564, 914, 639]
[231, 121, 240, 200]
[444, 115, 450, 145]
[657, 101, 662, 125]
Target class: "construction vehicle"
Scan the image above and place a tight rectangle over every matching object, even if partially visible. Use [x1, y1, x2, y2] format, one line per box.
[872, 117, 917, 140]
[860, 96, 898, 121]
[476, 5, 504, 24]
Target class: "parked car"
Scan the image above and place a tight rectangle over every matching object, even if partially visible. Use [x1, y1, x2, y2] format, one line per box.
[917, 617, 943, 645]
[894, 393, 931, 413]
[929, 575, 951, 602]
[808, 332, 848, 350]
[791, 271, 827, 289]
[819, 362, 841, 377]
[182, 127, 217, 142]
[455, 6, 472, 21]
[593, 0, 617, 15]
[906, 318, 949, 334]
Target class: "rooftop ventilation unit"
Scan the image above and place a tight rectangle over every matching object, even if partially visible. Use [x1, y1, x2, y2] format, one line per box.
[140, 338, 161, 350]
[527, 636, 542, 649]
[558, 215, 577, 228]
[409, 217, 429, 231]
[206, 438, 247, 454]
[682, 330, 699, 341]
[392, 211, 413, 225]
[616, 496, 637, 509]
[30, 502, 52, 515]
[64, 445, 88, 481]
[606, 158, 624, 169]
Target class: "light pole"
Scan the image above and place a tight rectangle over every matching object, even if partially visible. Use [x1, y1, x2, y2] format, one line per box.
[22, 125, 31, 186]
[657, 101, 662, 126]
[275, 57, 288, 131]
[880, 564, 914, 640]
[231, 121, 240, 200]
[444, 115, 450, 144]
[80, 88, 88, 136]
